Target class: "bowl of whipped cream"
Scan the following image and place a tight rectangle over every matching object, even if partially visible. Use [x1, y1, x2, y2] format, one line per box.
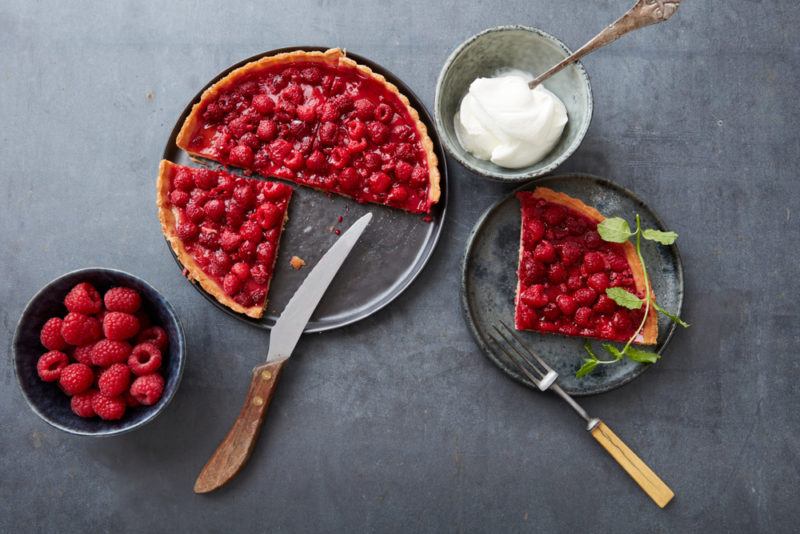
[435, 25, 592, 181]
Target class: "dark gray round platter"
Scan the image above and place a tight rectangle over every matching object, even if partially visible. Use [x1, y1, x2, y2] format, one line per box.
[162, 47, 448, 332]
[461, 174, 684, 396]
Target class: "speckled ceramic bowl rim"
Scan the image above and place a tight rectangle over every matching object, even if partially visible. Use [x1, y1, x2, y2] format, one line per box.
[460, 173, 684, 396]
[12, 267, 186, 436]
[434, 25, 593, 182]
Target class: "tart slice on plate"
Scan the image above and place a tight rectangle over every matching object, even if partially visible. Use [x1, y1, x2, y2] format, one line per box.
[157, 160, 292, 318]
[176, 48, 440, 214]
[515, 187, 657, 344]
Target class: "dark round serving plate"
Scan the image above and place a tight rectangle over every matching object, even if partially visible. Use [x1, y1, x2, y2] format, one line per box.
[161, 47, 448, 332]
[461, 174, 684, 396]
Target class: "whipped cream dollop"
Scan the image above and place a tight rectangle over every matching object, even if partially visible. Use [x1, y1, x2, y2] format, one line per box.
[454, 71, 568, 169]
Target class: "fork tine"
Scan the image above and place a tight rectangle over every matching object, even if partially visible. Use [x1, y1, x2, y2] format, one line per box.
[488, 331, 544, 386]
[491, 325, 545, 376]
[498, 321, 555, 374]
[493, 322, 559, 392]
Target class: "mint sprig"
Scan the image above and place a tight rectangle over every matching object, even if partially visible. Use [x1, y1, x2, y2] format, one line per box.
[577, 215, 688, 378]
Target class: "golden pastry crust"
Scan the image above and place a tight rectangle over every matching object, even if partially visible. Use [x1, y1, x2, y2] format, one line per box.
[157, 160, 277, 319]
[529, 187, 658, 345]
[175, 48, 440, 208]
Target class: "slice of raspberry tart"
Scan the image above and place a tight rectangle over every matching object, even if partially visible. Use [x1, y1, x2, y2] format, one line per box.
[176, 48, 440, 214]
[157, 160, 292, 318]
[515, 187, 657, 344]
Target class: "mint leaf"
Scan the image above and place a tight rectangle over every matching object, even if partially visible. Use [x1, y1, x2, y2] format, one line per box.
[576, 358, 598, 378]
[583, 341, 598, 359]
[597, 217, 633, 243]
[625, 347, 661, 364]
[642, 229, 678, 245]
[601, 344, 624, 360]
[606, 287, 643, 310]
[653, 300, 690, 327]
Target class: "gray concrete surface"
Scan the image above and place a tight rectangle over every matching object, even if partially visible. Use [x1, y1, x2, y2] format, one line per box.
[2, 1, 799, 532]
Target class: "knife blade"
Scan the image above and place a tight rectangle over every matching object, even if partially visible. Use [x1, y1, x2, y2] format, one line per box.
[267, 211, 372, 361]
[194, 212, 372, 493]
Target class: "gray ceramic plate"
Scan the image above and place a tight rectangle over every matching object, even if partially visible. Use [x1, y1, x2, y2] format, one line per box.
[461, 174, 683, 396]
[162, 47, 448, 332]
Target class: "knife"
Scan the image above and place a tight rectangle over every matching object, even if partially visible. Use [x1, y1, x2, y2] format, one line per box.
[194, 212, 373, 493]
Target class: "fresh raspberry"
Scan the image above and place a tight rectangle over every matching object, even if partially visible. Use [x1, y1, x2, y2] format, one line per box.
[574, 287, 598, 306]
[39, 317, 66, 350]
[185, 200, 205, 223]
[257, 119, 277, 141]
[587, 272, 610, 292]
[136, 326, 168, 351]
[128, 343, 162, 376]
[575, 306, 593, 327]
[584, 230, 602, 250]
[169, 189, 190, 207]
[367, 172, 391, 194]
[559, 241, 583, 266]
[72, 343, 96, 365]
[547, 263, 568, 283]
[374, 103, 393, 123]
[352, 98, 375, 120]
[229, 145, 254, 167]
[366, 121, 389, 143]
[173, 168, 194, 191]
[256, 203, 282, 229]
[556, 294, 578, 316]
[337, 167, 360, 191]
[91, 339, 132, 367]
[318, 121, 338, 145]
[193, 169, 218, 190]
[231, 262, 250, 280]
[583, 252, 605, 274]
[203, 198, 225, 222]
[594, 294, 617, 314]
[410, 165, 428, 185]
[544, 205, 566, 225]
[387, 185, 409, 204]
[97, 363, 131, 397]
[524, 219, 546, 246]
[252, 93, 274, 114]
[36, 350, 69, 382]
[130, 374, 165, 406]
[520, 285, 549, 309]
[346, 119, 366, 139]
[103, 287, 142, 314]
[64, 282, 103, 314]
[91, 393, 126, 421]
[70, 389, 97, 418]
[296, 104, 316, 122]
[306, 150, 327, 172]
[61, 312, 102, 346]
[533, 241, 557, 263]
[281, 84, 304, 104]
[102, 312, 140, 341]
[223, 273, 243, 296]
[58, 363, 94, 396]
[177, 221, 199, 241]
[612, 311, 631, 332]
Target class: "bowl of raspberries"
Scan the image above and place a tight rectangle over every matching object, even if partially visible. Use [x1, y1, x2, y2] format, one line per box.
[13, 268, 185, 436]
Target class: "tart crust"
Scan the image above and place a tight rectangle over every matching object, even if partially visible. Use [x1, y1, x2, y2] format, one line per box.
[156, 160, 286, 319]
[176, 48, 440, 208]
[522, 187, 658, 345]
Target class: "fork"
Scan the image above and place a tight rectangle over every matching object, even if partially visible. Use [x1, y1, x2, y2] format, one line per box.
[490, 322, 674, 508]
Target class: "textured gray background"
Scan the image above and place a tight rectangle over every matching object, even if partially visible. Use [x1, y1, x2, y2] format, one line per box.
[1, 1, 798, 532]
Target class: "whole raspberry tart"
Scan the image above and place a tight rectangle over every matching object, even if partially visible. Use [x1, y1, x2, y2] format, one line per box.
[175, 48, 440, 214]
[157, 160, 292, 318]
[515, 187, 658, 344]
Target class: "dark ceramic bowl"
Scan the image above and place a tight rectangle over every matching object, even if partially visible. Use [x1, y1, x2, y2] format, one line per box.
[435, 25, 593, 182]
[13, 268, 185, 436]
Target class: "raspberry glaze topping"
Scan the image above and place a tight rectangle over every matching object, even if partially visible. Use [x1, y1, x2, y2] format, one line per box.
[165, 163, 292, 310]
[515, 191, 645, 343]
[184, 60, 434, 214]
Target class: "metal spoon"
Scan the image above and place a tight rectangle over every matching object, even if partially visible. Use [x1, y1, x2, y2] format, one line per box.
[529, 0, 682, 89]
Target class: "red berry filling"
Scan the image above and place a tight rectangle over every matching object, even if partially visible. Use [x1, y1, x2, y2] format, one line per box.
[185, 61, 433, 214]
[515, 192, 644, 343]
[165, 163, 292, 308]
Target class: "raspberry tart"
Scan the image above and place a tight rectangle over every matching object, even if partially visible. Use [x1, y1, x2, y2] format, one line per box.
[157, 160, 292, 318]
[515, 187, 657, 344]
[176, 48, 440, 214]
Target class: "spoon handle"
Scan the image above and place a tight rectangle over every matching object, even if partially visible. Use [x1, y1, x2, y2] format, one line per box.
[529, 0, 681, 88]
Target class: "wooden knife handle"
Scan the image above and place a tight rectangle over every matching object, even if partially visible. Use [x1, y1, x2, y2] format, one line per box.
[194, 359, 287, 494]
[590, 420, 675, 508]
